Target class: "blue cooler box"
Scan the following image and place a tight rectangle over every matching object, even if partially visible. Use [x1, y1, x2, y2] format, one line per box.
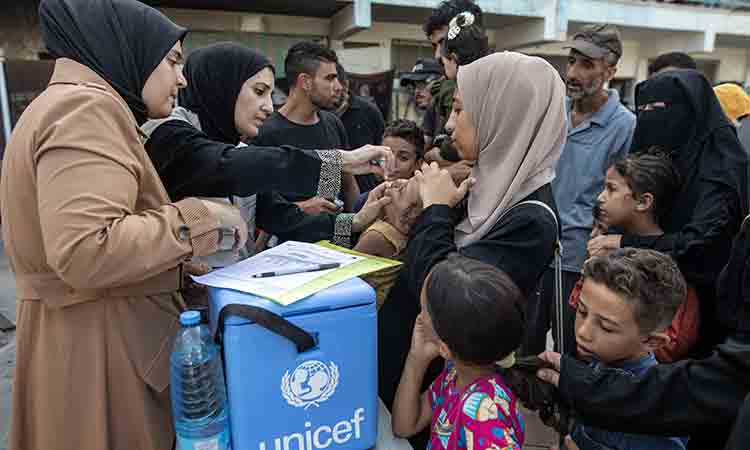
[209, 278, 378, 450]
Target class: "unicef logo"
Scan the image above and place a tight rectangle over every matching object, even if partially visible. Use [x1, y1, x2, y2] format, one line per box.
[281, 360, 339, 409]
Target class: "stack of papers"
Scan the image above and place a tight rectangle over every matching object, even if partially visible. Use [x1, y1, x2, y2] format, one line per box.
[192, 241, 401, 305]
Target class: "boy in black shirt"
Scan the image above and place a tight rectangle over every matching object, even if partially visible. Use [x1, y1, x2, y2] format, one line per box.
[335, 63, 386, 192]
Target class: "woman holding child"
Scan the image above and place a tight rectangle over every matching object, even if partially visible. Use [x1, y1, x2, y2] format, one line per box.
[542, 69, 750, 450]
[378, 52, 566, 448]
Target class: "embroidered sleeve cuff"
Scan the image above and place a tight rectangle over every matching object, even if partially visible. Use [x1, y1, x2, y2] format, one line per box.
[315, 150, 343, 200]
[173, 198, 221, 257]
[332, 213, 354, 248]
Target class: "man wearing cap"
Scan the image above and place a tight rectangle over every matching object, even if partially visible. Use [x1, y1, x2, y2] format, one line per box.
[524, 24, 636, 356]
[400, 58, 444, 147]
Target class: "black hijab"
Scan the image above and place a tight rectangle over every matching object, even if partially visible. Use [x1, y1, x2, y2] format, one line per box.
[631, 69, 747, 213]
[39, 0, 187, 125]
[178, 42, 273, 144]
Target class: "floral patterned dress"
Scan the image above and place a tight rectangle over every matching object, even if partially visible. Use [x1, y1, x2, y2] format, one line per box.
[427, 364, 525, 450]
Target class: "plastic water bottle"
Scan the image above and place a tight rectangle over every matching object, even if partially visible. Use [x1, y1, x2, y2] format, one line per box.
[171, 310, 232, 450]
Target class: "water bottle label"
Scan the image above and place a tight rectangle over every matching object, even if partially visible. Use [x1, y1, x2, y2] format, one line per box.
[176, 429, 231, 450]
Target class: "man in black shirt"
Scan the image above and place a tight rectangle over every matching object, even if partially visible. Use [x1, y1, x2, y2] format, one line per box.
[335, 63, 385, 192]
[252, 41, 363, 244]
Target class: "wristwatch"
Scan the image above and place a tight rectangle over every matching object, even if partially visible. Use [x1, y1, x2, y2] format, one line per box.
[217, 226, 238, 251]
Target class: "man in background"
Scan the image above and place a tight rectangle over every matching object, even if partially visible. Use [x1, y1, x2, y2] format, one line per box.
[398, 58, 443, 148]
[648, 51, 698, 78]
[253, 41, 358, 242]
[335, 63, 386, 192]
[524, 24, 636, 356]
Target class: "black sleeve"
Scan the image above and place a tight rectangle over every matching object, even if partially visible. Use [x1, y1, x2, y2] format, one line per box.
[558, 337, 750, 435]
[403, 203, 557, 299]
[255, 191, 338, 243]
[146, 120, 324, 200]
[726, 394, 750, 450]
[401, 205, 460, 298]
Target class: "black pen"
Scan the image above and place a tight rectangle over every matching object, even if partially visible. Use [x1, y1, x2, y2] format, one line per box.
[251, 263, 341, 278]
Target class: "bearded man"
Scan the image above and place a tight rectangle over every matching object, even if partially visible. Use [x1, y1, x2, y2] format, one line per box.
[522, 24, 637, 357]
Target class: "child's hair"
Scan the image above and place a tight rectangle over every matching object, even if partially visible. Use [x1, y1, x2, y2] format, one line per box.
[424, 253, 524, 365]
[612, 147, 681, 224]
[423, 0, 484, 38]
[442, 12, 490, 67]
[384, 119, 426, 159]
[582, 248, 686, 334]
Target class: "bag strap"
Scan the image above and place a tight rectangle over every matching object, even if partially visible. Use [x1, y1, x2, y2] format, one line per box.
[501, 201, 565, 354]
[213, 304, 317, 353]
[506, 200, 567, 446]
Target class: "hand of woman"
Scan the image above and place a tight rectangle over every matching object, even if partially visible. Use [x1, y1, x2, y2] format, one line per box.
[536, 351, 562, 387]
[352, 181, 393, 233]
[199, 199, 249, 252]
[551, 436, 580, 450]
[340, 145, 394, 177]
[446, 160, 475, 185]
[415, 162, 475, 209]
[587, 235, 622, 258]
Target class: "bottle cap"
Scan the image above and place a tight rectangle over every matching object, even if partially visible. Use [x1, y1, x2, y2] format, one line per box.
[180, 310, 201, 327]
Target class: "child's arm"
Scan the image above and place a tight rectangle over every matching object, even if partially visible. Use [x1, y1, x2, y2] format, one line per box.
[392, 314, 439, 438]
[353, 229, 398, 258]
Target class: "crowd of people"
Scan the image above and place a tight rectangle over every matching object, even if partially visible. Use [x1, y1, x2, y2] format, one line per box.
[2, 0, 750, 449]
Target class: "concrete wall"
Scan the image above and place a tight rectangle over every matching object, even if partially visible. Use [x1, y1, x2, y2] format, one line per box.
[0, 2, 44, 60]
[3, 0, 750, 88]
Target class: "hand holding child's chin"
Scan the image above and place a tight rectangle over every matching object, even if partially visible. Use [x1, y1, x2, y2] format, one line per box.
[415, 162, 475, 208]
[587, 235, 622, 258]
[352, 182, 393, 233]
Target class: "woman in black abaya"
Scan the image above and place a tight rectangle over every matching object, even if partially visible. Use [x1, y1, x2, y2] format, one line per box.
[588, 69, 749, 358]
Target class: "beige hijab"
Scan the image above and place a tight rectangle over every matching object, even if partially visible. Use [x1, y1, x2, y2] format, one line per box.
[455, 52, 566, 247]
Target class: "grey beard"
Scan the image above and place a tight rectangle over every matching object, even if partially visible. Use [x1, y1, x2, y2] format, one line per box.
[569, 77, 604, 100]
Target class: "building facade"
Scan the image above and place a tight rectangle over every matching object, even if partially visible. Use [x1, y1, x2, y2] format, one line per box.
[3, 0, 750, 132]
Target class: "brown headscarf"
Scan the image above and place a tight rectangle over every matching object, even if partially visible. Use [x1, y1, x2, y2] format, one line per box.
[455, 52, 566, 247]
